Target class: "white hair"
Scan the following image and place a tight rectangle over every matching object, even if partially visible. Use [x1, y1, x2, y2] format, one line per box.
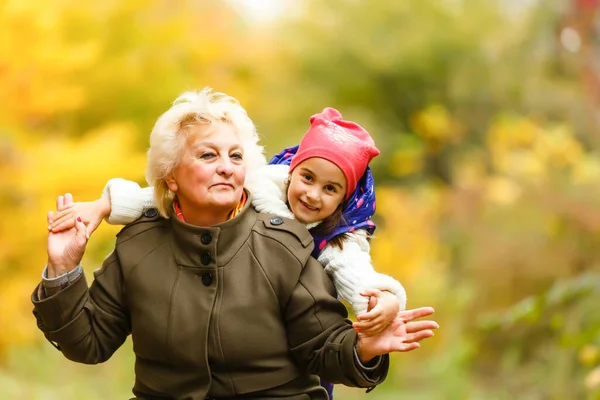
[146, 87, 266, 217]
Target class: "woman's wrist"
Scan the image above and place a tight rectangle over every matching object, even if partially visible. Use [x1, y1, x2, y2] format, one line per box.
[355, 337, 376, 364]
[47, 262, 70, 279]
[97, 197, 111, 219]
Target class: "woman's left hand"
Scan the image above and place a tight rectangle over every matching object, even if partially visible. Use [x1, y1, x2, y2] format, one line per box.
[355, 307, 438, 364]
[353, 289, 400, 335]
[47, 193, 89, 278]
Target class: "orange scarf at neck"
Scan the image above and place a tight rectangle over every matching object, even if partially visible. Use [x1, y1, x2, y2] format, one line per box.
[173, 191, 247, 223]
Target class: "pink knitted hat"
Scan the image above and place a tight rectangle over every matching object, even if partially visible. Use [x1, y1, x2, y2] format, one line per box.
[289, 107, 380, 199]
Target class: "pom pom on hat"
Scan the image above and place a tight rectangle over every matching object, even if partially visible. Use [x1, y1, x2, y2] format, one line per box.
[290, 107, 380, 199]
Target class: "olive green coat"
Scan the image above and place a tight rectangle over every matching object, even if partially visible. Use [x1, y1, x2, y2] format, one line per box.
[32, 196, 388, 400]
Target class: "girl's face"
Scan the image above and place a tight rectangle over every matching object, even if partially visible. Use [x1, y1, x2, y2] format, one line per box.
[287, 157, 347, 224]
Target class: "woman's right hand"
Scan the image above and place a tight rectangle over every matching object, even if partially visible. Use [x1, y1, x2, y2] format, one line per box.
[354, 306, 438, 364]
[47, 193, 89, 278]
[49, 197, 110, 235]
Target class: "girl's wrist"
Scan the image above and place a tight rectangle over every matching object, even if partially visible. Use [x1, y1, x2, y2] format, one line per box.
[97, 197, 111, 219]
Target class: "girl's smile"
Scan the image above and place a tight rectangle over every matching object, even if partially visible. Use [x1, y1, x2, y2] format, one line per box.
[299, 199, 319, 211]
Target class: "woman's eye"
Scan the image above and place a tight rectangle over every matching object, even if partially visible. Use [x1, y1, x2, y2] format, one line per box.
[231, 152, 243, 160]
[199, 152, 215, 159]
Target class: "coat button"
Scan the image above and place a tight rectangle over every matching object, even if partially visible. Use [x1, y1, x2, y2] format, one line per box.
[270, 217, 283, 225]
[144, 208, 158, 218]
[201, 272, 213, 286]
[200, 251, 211, 265]
[200, 232, 212, 245]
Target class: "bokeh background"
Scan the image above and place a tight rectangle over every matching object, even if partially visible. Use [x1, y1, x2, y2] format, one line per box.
[1, 0, 600, 398]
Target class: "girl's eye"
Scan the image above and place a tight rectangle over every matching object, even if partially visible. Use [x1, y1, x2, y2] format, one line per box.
[325, 185, 337, 193]
[302, 174, 313, 182]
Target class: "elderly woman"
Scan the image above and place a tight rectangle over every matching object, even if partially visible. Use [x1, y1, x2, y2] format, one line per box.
[32, 88, 438, 400]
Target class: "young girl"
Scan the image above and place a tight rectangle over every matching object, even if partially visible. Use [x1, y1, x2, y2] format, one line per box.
[50, 107, 407, 398]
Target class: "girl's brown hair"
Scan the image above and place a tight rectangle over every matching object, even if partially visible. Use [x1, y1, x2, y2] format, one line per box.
[308, 201, 349, 250]
[308, 199, 346, 232]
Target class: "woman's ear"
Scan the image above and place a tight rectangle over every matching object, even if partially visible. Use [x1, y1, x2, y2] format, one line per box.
[165, 174, 178, 193]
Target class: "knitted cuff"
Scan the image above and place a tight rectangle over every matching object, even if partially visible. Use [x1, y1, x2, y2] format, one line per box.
[102, 178, 155, 225]
[361, 274, 407, 311]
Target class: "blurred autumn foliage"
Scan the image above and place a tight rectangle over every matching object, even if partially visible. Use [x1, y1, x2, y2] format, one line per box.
[1, 0, 600, 399]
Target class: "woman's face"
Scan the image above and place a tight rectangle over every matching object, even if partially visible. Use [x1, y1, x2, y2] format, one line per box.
[287, 157, 347, 224]
[167, 122, 246, 225]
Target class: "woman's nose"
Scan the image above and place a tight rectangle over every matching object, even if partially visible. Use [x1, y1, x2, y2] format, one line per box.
[217, 157, 234, 176]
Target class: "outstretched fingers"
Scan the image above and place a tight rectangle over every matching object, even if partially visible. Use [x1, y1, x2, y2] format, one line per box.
[63, 193, 73, 208]
[398, 307, 435, 323]
[56, 195, 64, 212]
[401, 330, 435, 344]
[47, 210, 55, 226]
[404, 320, 440, 333]
[394, 342, 420, 352]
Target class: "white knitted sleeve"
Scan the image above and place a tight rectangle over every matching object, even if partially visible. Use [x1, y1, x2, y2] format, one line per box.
[317, 230, 407, 316]
[246, 165, 295, 220]
[101, 178, 155, 225]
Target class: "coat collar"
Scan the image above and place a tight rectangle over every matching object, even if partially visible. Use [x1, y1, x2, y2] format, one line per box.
[169, 190, 257, 269]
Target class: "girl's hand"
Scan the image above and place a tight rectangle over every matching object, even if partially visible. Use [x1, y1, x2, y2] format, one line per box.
[353, 289, 400, 335]
[49, 197, 110, 236]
